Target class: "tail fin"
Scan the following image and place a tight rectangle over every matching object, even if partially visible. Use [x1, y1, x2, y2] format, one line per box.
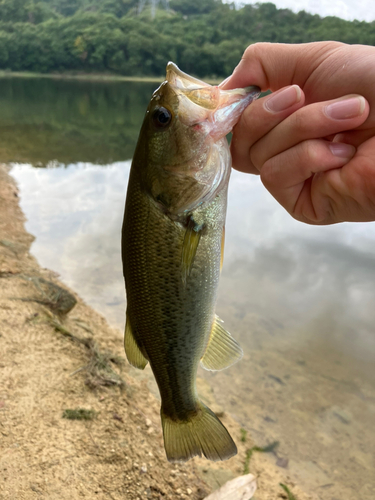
[161, 402, 237, 462]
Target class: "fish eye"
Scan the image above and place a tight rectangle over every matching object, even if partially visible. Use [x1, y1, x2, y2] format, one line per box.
[152, 106, 172, 129]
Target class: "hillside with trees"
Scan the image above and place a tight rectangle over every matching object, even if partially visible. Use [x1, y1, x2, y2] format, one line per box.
[0, 0, 374, 77]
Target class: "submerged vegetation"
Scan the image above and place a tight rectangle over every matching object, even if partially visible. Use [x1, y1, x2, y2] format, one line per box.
[0, 0, 374, 78]
[242, 440, 279, 474]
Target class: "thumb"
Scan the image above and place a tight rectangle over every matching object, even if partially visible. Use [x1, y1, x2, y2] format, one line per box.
[220, 41, 342, 92]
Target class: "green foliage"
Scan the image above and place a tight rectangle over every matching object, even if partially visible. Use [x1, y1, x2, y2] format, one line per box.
[169, 0, 218, 16]
[0, 0, 374, 77]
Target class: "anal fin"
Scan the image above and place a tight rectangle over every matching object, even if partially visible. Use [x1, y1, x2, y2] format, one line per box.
[201, 315, 243, 371]
[124, 313, 148, 369]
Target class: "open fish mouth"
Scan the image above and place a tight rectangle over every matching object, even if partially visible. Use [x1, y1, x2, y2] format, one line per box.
[166, 62, 261, 139]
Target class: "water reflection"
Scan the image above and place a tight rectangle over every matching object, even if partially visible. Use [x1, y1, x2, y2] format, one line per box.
[11, 162, 130, 327]
[11, 164, 375, 500]
[12, 162, 375, 372]
[0, 78, 156, 165]
[6, 76, 375, 499]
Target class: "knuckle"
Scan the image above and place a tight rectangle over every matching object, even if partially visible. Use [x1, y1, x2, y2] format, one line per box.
[240, 105, 256, 135]
[260, 159, 277, 188]
[300, 140, 321, 164]
[292, 140, 328, 177]
[356, 156, 375, 192]
[249, 146, 263, 172]
[243, 42, 270, 62]
[290, 110, 310, 136]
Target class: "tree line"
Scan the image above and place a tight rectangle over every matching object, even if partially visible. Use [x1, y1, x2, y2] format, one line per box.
[0, 0, 374, 78]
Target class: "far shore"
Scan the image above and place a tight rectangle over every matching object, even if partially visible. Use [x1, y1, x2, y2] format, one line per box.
[0, 69, 221, 85]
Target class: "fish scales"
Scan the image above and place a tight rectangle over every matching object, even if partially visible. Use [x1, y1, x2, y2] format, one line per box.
[124, 174, 225, 418]
[122, 62, 260, 462]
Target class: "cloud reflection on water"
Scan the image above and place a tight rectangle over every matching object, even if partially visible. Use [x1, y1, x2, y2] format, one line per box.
[12, 162, 131, 327]
[224, 172, 375, 372]
[11, 161, 375, 498]
[12, 161, 375, 374]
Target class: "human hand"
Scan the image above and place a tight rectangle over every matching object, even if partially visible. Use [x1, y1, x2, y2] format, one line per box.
[221, 42, 375, 224]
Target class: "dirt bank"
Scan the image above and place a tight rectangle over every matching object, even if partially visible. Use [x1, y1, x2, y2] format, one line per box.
[0, 164, 315, 500]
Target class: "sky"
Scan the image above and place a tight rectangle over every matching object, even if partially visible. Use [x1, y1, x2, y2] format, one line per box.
[237, 0, 375, 22]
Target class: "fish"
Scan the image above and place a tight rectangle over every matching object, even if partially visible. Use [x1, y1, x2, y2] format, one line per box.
[122, 62, 260, 462]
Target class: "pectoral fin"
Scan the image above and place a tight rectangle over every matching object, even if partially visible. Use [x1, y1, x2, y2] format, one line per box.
[201, 316, 243, 371]
[181, 220, 203, 285]
[124, 313, 148, 369]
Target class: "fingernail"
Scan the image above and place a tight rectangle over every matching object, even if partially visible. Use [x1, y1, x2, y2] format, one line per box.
[329, 142, 356, 158]
[264, 85, 301, 113]
[325, 96, 365, 120]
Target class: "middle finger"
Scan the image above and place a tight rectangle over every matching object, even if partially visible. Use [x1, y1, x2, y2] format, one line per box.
[251, 95, 368, 170]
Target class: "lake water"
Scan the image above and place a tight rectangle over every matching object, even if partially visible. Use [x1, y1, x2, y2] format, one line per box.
[3, 77, 375, 499]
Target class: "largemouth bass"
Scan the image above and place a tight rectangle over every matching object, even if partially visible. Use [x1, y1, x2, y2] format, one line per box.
[122, 63, 260, 462]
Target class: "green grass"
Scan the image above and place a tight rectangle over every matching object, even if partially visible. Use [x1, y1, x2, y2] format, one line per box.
[240, 428, 248, 442]
[62, 408, 97, 420]
[280, 483, 298, 500]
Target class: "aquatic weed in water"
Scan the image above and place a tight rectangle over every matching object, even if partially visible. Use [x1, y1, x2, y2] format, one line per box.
[243, 441, 279, 475]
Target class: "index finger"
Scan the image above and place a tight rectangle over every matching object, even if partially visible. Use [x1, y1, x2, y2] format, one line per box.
[231, 85, 305, 174]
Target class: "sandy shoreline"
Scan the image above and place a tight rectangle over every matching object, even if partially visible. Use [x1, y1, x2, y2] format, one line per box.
[0, 164, 314, 500]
